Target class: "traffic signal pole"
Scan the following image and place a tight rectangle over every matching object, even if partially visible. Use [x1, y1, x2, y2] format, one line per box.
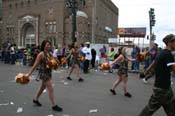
[149, 14, 153, 47]
[149, 8, 156, 47]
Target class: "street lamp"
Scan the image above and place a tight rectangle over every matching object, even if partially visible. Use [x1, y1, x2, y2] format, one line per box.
[66, 0, 87, 44]
[66, 0, 78, 44]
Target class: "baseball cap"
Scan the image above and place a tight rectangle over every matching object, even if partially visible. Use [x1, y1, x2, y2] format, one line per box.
[85, 42, 90, 44]
[163, 34, 175, 44]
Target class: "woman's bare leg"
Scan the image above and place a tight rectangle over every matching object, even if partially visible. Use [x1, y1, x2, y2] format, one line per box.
[121, 75, 128, 94]
[68, 65, 74, 77]
[45, 79, 56, 106]
[112, 76, 122, 90]
[34, 80, 46, 100]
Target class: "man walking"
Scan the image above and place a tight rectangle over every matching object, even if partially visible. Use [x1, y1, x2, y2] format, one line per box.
[82, 42, 92, 73]
[139, 34, 175, 116]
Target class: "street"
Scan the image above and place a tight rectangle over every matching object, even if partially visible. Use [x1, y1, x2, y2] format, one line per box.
[0, 62, 174, 116]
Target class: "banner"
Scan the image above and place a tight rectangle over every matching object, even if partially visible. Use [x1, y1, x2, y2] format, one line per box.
[117, 27, 146, 37]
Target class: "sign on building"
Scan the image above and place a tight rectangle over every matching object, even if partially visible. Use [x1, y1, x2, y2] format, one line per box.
[117, 27, 146, 38]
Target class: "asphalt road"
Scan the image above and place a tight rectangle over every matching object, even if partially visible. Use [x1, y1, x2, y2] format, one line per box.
[0, 62, 174, 116]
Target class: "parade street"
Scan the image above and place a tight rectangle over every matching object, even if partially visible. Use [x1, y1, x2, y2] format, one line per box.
[0, 62, 174, 116]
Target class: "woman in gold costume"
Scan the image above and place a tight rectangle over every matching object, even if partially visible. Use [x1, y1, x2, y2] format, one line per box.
[26, 40, 63, 112]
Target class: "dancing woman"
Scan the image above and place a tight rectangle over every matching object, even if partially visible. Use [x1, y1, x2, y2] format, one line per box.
[66, 42, 84, 82]
[26, 40, 63, 112]
[110, 47, 135, 98]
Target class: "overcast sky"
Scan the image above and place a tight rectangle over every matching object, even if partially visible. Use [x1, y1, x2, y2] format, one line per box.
[111, 0, 175, 47]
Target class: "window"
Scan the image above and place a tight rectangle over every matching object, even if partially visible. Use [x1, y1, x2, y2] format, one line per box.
[80, 0, 86, 8]
[6, 28, 9, 35]
[45, 21, 57, 34]
[9, 4, 12, 9]
[35, 0, 38, 4]
[53, 24, 56, 33]
[15, 3, 18, 8]
[45, 23, 49, 33]
[48, 24, 53, 33]
[27, 0, 30, 6]
[6, 26, 15, 36]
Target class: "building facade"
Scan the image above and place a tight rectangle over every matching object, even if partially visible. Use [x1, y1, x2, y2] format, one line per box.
[2, 0, 118, 48]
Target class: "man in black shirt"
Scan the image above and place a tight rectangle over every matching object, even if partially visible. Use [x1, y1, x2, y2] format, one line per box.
[139, 34, 175, 116]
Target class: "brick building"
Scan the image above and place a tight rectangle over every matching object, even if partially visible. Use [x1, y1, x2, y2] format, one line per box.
[2, 0, 118, 48]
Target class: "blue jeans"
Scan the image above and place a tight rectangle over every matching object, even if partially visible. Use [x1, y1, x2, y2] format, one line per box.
[23, 56, 27, 65]
[5, 52, 10, 64]
[144, 59, 149, 70]
[78, 61, 84, 71]
[10, 54, 16, 64]
[133, 61, 140, 71]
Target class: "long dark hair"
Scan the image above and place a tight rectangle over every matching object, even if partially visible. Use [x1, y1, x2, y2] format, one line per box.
[118, 47, 123, 55]
[40, 40, 51, 51]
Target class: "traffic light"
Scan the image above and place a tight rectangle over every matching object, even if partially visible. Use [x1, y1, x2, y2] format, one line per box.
[149, 8, 156, 26]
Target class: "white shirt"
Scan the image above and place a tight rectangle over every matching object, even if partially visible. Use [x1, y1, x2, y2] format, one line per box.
[53, 49, 58, 58]
[10, 46, 15, 54]
[82, 46, 92, 60]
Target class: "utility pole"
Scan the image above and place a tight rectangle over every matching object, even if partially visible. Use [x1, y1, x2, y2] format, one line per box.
[149, 8, 156, 47]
